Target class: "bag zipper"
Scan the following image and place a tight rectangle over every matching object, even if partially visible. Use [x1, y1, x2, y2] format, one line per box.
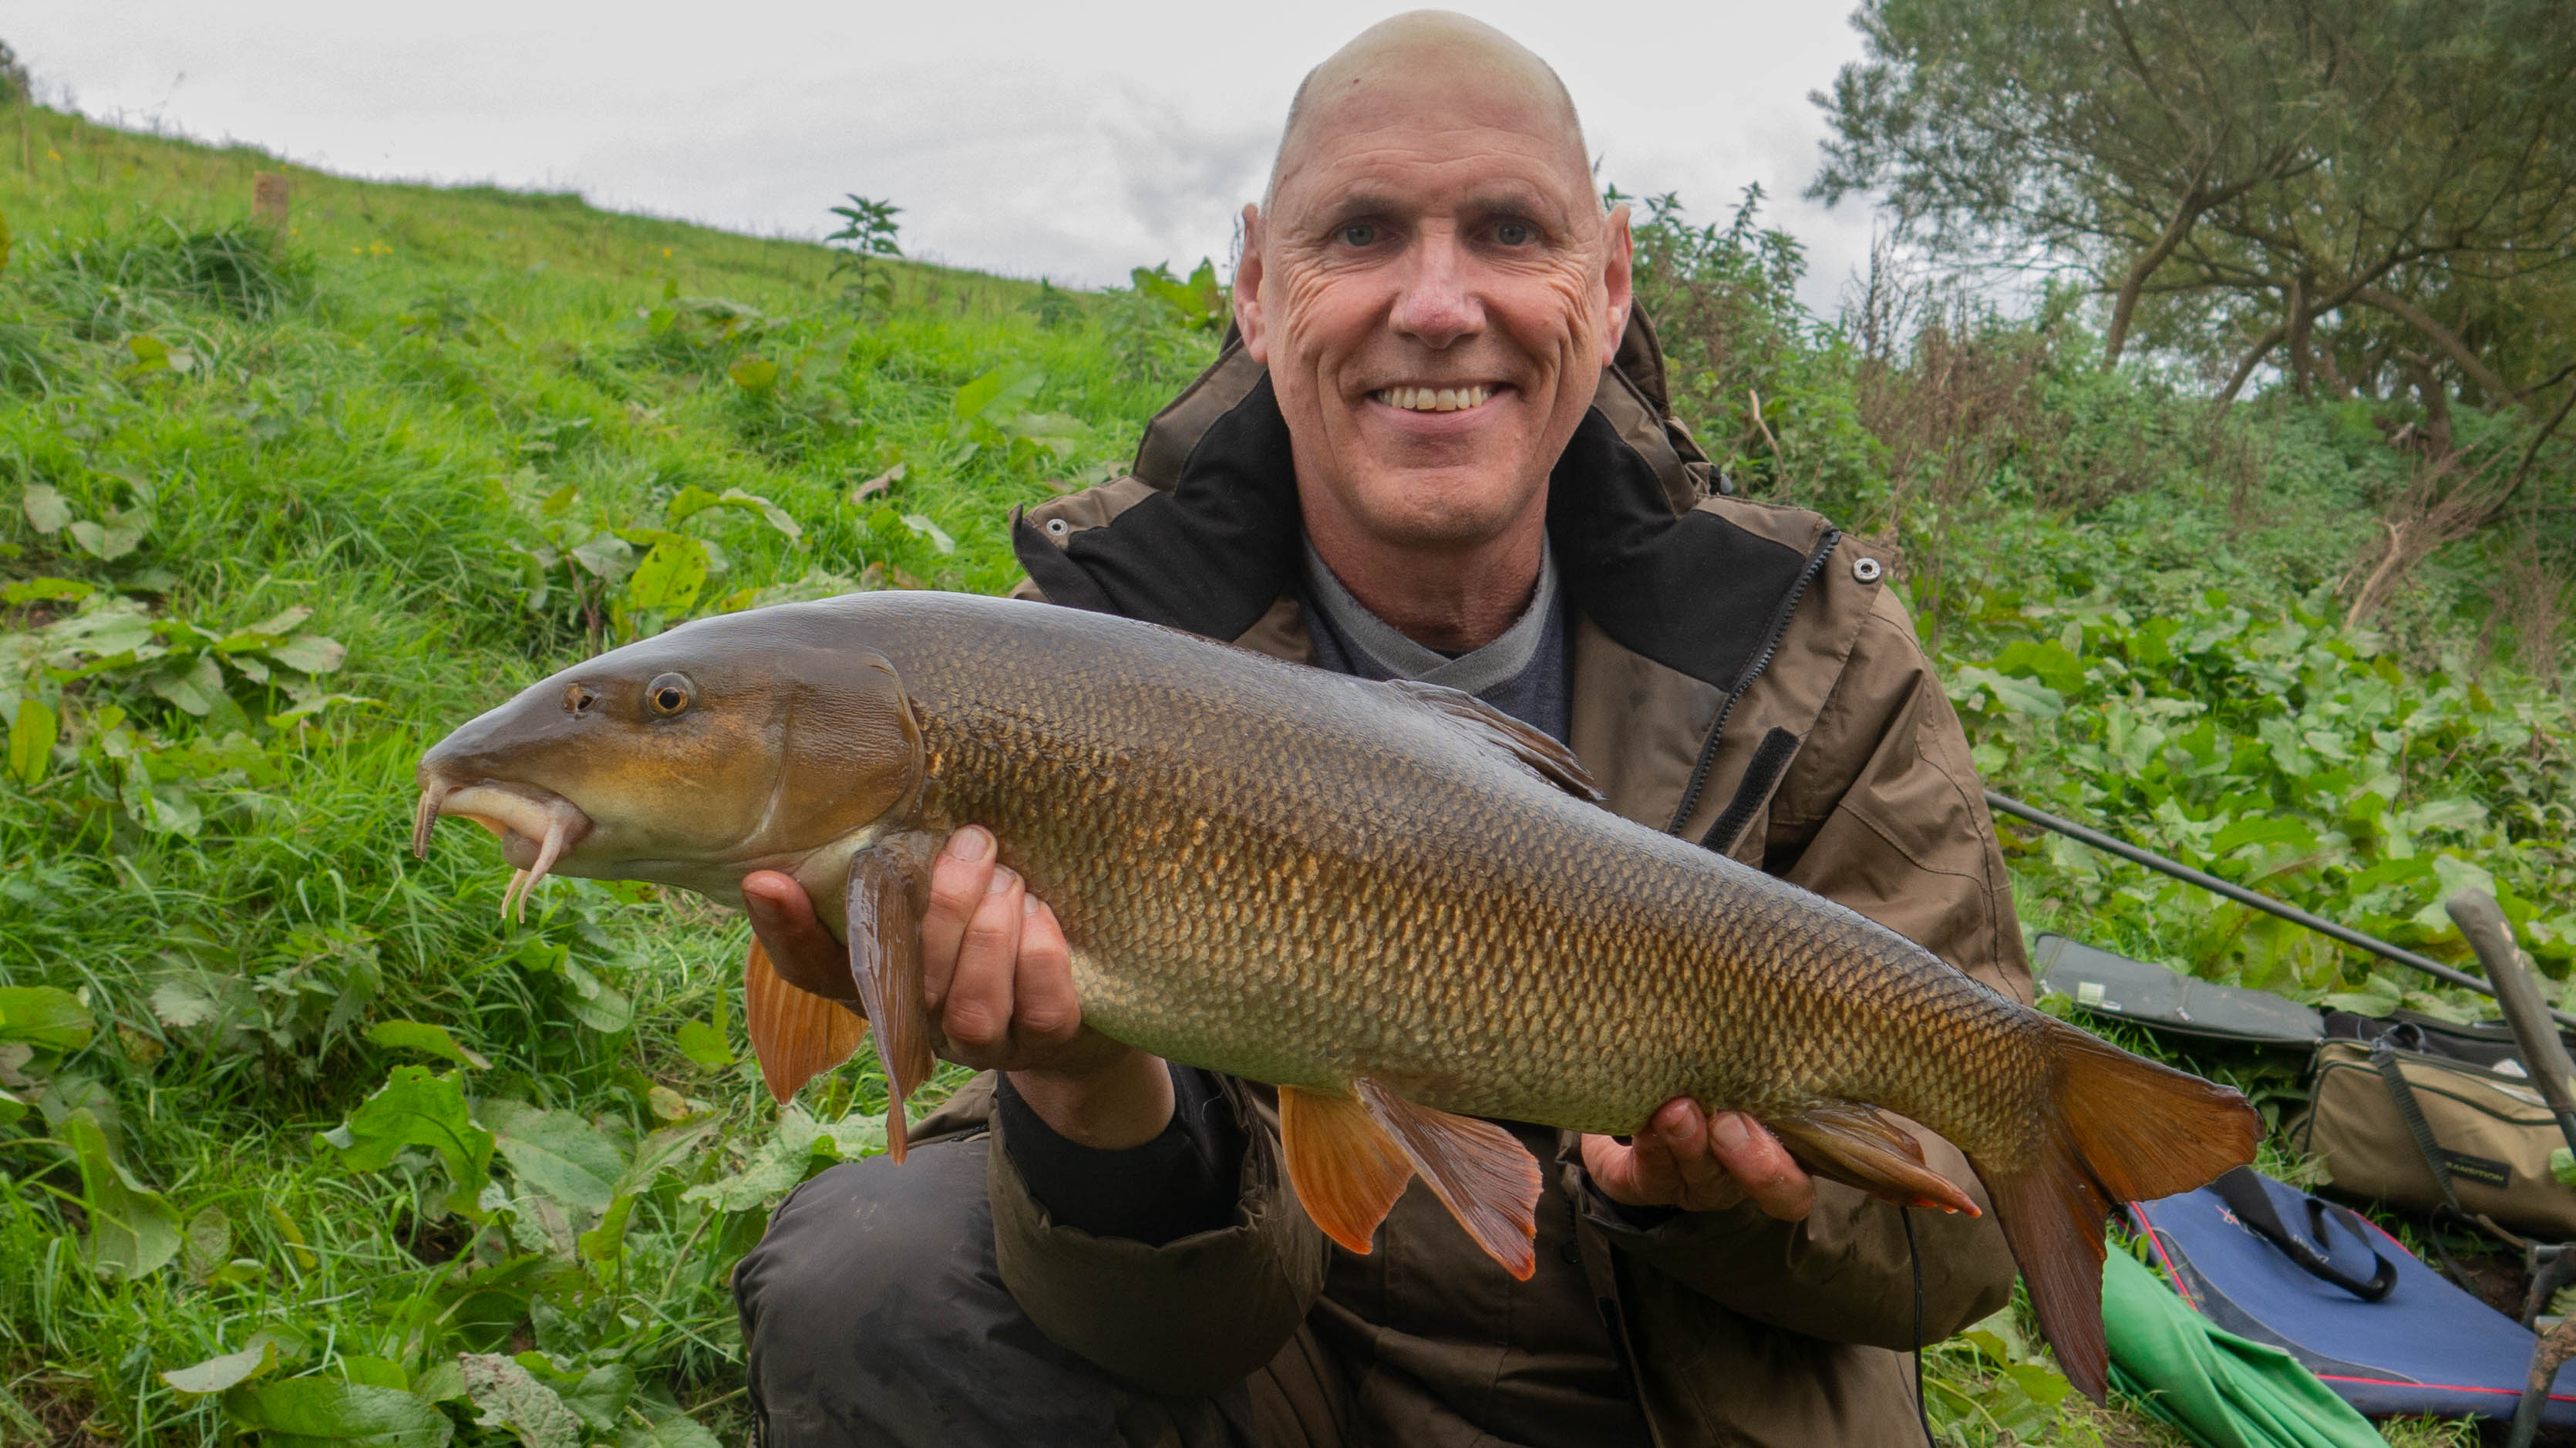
[1665, 527, 1841, 837]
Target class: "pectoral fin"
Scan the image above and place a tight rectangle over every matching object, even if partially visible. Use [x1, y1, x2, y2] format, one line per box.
[742, 938, 870, 1105]
[1278, 1085, 1415, 1257]
[1352, 1079, 1543, 1281]
[1767, 1102, 1981, 1216]
[847, 830, 940, 1163]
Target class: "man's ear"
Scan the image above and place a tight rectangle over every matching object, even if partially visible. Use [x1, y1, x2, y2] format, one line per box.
[1235, 204, 1270, 365]
[1599, 202, 1635, 370]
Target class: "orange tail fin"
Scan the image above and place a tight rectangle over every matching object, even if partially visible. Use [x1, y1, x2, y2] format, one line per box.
[743, 938, 870, 1104]
[1975, 1022, 2260, 1403]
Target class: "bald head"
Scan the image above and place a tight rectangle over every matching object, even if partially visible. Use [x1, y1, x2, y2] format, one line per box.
[1265, 12, 1594, 214]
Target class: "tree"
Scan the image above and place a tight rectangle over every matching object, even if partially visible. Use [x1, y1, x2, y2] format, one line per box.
[1811, 0, 2576, 426]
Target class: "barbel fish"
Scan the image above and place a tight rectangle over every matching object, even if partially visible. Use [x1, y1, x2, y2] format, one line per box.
[413, 589, 2257, 1398]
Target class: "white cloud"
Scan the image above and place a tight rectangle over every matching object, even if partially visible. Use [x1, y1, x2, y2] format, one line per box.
[11, 1, 1882, 308]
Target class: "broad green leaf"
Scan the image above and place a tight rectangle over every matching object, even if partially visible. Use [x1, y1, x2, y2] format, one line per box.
[163, 1338, 278, 1394]
[182, 1202, 232, 1281]
[567, 534, 635, 581]
[0, 1088, 24, 1126]
[68, 517, 143, 561]
[20, 483, 69, 534]
[150, 652, 227, 715]
[224, 1379, 454, 1448]
[267, 633, 349, 675]
[623, 537, 709, 615]
[616, 1116, 723, 1196]
[367, 1020, 491, 1070]
[518, 1357, 633, 1433]
[2208, 816, 2316, 857]
[718, 486, 803, 541]
[727, 355, 779, 393]
[901, 514, 955, 554]
[6, 697, 55, 785]
[663, 484, 725, 524]
[339, 1357, 408, 1390]
[268, 692, 375, 728]
[578, 1192, 636, 1268]
[621, 1415, 723, 1448]
[63, 1109, 182, 1279]
[951, 367, 1007, 423]
[317, 1066, 493, 1213]
[552, 958, 633, 1033]
[1, 574, 90, 604]
[0, 985, 94, 1049]
[480, 1099, 625, 1212]
[675, 1019, 732, 1067]
[460, 1354, 582, 1448]
[237, 605, 315, 638]
[1991, 639, 2086, 694]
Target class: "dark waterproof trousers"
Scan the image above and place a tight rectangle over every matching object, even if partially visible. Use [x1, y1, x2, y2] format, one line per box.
[733, 1137, 1343, 1448]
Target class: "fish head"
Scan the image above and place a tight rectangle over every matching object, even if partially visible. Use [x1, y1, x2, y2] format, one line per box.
[413, 606, 924, 914]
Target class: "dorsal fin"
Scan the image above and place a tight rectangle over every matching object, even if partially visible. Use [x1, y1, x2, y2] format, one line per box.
[1387, 679, 1602, 804]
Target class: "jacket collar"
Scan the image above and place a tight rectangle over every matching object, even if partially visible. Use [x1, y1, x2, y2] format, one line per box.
[1011, 375, 1811, 694]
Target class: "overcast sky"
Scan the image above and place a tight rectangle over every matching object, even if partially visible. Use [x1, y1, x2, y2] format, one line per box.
[12, 2, 1883, 310]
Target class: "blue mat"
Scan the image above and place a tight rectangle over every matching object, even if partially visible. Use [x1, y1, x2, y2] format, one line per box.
[2129, 1171, 2576, 1423]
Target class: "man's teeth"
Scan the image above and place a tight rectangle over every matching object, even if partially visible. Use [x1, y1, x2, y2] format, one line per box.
[1374, 384, 1493, 413]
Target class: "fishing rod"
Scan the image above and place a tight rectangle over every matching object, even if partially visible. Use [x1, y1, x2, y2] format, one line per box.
[1982, 789, 2576, 1032]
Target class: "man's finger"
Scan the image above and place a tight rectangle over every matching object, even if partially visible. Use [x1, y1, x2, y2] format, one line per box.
[940, 866, 1025, 1058]
[1652, 1099, 1744, 1211]
[740, 870, 855, 1002]
[1708, 1111, 1814, 1221]
[1011, 895, 1082, 1048]
[921, 826, 998, 1005]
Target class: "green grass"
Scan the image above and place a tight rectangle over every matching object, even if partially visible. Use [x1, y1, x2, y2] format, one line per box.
[1, 100, 2562, 1446]
[0, 104, 1221, 1445]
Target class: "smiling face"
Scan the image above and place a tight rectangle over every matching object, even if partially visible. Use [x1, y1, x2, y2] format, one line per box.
[1237, 15, 1631, 557]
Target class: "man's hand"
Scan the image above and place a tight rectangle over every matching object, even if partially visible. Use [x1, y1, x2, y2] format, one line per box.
[740, 827, 1173, 1150]
[1581, 1099, 1815, 1219]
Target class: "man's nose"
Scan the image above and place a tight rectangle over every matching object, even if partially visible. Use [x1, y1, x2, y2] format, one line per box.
[1387, 231, 1484, 349]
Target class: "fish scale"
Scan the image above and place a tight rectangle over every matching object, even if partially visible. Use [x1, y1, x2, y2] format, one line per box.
[414, 588, 2260, 1399]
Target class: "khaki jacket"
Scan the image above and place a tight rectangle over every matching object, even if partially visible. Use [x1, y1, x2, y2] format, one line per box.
[928, 315, 2031, 1447]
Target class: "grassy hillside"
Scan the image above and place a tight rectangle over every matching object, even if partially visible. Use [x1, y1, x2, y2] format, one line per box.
[0, 104, 2559, 1447]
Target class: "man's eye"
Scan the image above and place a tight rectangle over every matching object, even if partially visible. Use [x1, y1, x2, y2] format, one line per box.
[1495, 221, 1537, 246]
[1339, 223, 1377, 247]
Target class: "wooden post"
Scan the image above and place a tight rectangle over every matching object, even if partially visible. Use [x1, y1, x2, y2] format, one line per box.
[254, 171, 291, 232]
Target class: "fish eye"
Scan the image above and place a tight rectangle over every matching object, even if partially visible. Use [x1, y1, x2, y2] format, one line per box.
[564, 684, 597, 716]
[645, 673, 692, 717]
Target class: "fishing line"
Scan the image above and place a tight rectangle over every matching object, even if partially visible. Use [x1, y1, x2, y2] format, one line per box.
[1904, 1205, 1935, 1448]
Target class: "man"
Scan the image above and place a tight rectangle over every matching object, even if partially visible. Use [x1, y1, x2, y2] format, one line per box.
[732, 13, 2031, 1446]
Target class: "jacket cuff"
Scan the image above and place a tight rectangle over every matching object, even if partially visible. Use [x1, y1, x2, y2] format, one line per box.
[987, 1075, 1328, 1396]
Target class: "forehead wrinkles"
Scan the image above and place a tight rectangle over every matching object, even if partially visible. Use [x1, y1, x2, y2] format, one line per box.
[1275, 126, 1598, 237]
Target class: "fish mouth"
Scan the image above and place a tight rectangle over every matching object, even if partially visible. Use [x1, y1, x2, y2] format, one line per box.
[413, 778, 594, 922]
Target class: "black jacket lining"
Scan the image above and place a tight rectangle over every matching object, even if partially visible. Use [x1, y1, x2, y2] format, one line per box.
[1013, 375, 1810, 693]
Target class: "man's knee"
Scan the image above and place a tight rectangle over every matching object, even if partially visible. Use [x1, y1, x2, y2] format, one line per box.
[735, 1137, 992, 1345]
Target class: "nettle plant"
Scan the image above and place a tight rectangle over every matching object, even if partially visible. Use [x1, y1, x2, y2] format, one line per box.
[5, 483, 359, 842]
[507, 471, 806, 650]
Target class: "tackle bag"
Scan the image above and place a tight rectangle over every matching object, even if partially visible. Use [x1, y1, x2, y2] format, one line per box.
[2290, 1030, 2576, 1241]
[2127, 1167, 2576, 1424]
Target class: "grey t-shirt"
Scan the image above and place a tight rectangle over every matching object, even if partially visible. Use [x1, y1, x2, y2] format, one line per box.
[1298, 537, 1573, 743]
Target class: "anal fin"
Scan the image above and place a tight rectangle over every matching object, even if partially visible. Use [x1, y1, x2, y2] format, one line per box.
[1278, 1085, 1414, 1257]
[1768, 1102, 1981, 1217]
[847, 831, 940, 1163]
[1352, 1079, 1544, 1281]
[742, 938, 870, 1105]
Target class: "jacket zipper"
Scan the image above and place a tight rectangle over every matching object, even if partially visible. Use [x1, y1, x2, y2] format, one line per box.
[1664, 528, 1841, 838]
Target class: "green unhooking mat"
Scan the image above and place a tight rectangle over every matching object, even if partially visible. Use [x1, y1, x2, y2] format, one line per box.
[2103, 1245, 2384, 1448]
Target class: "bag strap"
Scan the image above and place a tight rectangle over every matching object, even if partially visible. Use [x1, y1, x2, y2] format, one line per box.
[2372, 1035, 2467, 1215]
[2211, 1167, 2398, 1302]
